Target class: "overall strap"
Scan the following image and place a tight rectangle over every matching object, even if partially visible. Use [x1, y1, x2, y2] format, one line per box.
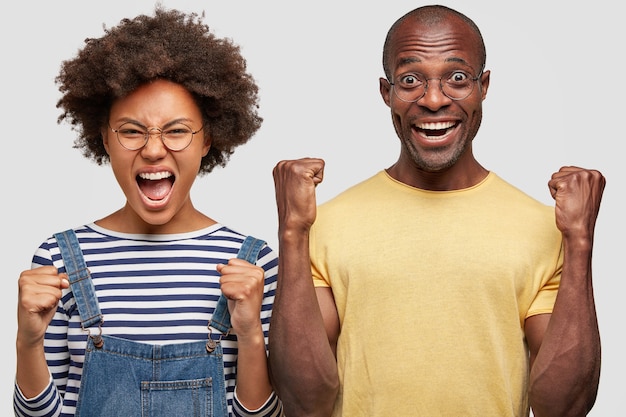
[54, 230, 104, 334]
[209, 236, 266, 335]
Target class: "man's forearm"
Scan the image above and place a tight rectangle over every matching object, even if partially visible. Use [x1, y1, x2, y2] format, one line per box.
[268, 230, 338, 417]
[530, 240, 601, 417]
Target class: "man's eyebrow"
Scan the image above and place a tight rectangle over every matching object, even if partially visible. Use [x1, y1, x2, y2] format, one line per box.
[396, 56, 472, 68]
[445, 57, 472, 67]
[396, 56, 422, 68]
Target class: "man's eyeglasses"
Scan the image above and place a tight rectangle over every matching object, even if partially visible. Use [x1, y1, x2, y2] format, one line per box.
[390, 70, 482, 102]
[109, 122, 204, 151]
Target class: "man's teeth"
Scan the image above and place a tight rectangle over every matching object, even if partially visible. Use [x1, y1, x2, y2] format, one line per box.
[138, 171, 172, 180]
[417, 121, 455, 130]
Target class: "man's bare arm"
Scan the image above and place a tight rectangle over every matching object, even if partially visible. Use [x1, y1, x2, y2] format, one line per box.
[269, 158, 339, 417]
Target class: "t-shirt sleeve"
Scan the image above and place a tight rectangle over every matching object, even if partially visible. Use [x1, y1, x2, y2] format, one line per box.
[14, 375, 62, 417]
[526, 247, 562, 318]
[309, 223, 331, 288]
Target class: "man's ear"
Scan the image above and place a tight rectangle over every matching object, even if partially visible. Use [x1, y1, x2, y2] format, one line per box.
[379, 77, 392, 107]
[479, 70, 491, 100]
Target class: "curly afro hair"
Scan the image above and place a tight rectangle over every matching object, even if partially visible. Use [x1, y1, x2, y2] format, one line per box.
[56, 6, 262, 175]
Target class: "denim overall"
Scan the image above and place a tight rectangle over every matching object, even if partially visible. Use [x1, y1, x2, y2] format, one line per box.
[54, 230, 266, 417]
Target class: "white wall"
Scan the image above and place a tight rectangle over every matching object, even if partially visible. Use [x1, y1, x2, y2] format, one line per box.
[2, 1, 622, 415]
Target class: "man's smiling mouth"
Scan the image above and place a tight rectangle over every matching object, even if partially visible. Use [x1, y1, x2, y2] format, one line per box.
[415, 121, 457, 137]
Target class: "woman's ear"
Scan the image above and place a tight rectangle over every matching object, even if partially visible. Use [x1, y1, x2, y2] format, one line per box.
[202, 134, 211, 157]
[102, 128, 110, 155]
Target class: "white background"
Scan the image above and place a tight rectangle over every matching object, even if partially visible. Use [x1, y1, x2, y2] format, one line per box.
[2, 1, 622, 415]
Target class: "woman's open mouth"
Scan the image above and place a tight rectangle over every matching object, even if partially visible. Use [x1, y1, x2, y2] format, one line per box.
[137, 171, 175, 202]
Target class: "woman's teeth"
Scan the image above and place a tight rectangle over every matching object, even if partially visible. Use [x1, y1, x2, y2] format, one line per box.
[138, 171, 172, 180]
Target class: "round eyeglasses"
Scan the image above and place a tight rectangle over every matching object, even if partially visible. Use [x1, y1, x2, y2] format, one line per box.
[390, 70, 482, 102]
[109, 122, 204, 151]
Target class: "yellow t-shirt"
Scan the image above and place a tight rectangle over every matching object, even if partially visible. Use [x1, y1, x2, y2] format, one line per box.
[310, 171, 562, 417]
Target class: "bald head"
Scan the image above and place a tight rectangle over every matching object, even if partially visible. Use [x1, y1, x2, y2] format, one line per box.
[382, 5, 486, 80]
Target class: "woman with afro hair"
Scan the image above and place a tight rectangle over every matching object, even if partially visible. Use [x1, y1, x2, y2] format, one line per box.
[14, 7, 282, 417]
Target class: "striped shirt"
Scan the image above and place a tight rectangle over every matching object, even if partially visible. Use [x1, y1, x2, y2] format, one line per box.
[14, 223, 282, 417]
